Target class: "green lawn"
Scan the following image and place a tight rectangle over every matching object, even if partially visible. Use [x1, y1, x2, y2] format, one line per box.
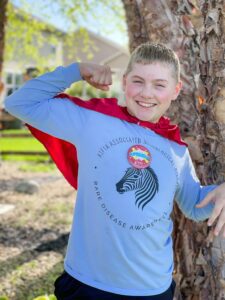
[0, 137, 46, 151]
[1, 128, 46, 153]
[0, 129, 54, 169]
[1, 128, 30, 135]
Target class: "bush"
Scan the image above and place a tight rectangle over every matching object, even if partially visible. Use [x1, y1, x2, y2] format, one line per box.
[0, 296, 10, 300]
[67, 81, 119, 100]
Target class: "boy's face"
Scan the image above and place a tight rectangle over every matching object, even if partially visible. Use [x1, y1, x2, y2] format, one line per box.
[122, 62, 182, 123]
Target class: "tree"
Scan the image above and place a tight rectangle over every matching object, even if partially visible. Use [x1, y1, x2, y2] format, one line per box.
[5, 2, 63, 69]
[5, 0, 126, 69]
[0, 0, 8, 131]
[0, 0, 8, 81]
[4, 0, 225, 297]
[196, 0, 225, 299]
[122, 0, 225, 299]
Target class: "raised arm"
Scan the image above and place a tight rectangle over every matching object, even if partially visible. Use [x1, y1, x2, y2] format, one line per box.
[4, 63, 112, 143]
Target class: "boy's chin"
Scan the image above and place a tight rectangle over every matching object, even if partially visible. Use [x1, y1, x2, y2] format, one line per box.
[136, 114, 159, 124]
[126, 107, 160, 123]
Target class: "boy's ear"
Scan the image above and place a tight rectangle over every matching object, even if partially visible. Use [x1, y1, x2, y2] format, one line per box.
[172, 81, 182, 100]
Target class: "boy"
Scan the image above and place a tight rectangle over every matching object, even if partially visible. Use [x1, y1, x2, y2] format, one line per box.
[4, 43, 225, 299]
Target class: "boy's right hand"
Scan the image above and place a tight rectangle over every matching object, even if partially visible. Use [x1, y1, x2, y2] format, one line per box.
[79, 63, 112, 91]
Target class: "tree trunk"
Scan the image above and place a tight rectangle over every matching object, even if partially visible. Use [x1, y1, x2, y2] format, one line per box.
[122, 0, 225, 299]
[0, 0, 8, 133]
[0, 0, 8, 79]
[122, 0, 200, 140]
[197, 0, 225, 299]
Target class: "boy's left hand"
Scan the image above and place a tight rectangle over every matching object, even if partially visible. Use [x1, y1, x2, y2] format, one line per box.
[196, 182, 225, 237]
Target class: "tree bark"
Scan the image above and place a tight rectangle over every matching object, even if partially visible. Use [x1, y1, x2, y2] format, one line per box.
[121, 0, 225, 299]
[0, 0, 8, 79]
[197, 1, 225, 299]
[0, 0, 8, 132]
[122, 0, 201, 142]
[122, 0, 148, 50]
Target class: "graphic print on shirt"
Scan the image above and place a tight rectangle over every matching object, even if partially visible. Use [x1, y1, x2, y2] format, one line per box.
[116, 145, 159, 210]
[93, 135, 179, 230]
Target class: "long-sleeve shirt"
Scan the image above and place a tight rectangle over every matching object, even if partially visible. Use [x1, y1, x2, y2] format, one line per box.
[4, 63, 216, 296]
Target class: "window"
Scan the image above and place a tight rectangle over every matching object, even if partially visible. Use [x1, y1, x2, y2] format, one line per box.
[6, 73, 13, 85]
[4, 72, 23, 96]
[50, 45, 56, 55]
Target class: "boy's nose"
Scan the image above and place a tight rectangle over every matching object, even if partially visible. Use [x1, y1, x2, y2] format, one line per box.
[140, 86, 154, 99]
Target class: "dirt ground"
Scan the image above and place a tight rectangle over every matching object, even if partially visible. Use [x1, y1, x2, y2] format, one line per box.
[0, 161, 76, 300]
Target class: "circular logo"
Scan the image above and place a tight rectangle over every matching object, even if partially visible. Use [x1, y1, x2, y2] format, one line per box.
[127, 145, 151, 169]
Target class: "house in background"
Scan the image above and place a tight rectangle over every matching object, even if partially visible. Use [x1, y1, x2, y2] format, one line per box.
[63, 30, 129, 98]
[1, 27, 64, 107]
[0, 21, 129, 109]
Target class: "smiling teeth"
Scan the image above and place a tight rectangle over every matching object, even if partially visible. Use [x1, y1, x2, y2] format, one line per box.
[138, 102, 156, 108]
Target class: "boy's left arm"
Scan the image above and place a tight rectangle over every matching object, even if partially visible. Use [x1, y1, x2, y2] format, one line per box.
[196, 183, 225, 237]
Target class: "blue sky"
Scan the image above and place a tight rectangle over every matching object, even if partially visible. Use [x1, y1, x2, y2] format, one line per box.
[11, 0, 128, 48]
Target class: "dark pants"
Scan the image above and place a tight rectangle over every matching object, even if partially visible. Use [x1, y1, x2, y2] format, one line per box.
[54, 271, 176, 300]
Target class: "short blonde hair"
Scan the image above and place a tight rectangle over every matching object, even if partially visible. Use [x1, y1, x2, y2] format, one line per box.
[125, 43, 180, 82]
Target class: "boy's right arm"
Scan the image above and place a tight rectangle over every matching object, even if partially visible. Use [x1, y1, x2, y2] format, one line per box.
[4, 63, 112, 143]
[4, 63, 83, 143]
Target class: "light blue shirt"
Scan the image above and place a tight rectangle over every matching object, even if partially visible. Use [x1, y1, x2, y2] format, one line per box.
[4, 63, 216, 296]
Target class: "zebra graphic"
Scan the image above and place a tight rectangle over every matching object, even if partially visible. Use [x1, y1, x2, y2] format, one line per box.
[116, 167, 159, 210]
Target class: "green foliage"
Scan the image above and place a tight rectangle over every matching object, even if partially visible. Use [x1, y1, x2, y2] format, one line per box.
[6, 0, 127, 69]
[0, 296, 9, 300]
[32, 295, 56, 300]
[57, 0, 127, 60]
[6, 2, 63, 69]
[67, 81, 119, 99]
[67, 81, 104, 98]
[51, 0, 125, 32]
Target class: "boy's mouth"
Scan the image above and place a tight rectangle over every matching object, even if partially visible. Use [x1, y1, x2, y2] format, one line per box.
[137, 101, 157, 108]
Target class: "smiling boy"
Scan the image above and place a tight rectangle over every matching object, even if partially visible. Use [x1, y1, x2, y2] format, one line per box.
[4, 43, 225, 300]
[123, 62, 181, 123]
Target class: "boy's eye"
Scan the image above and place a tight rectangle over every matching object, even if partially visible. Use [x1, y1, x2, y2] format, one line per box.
[156, 84, 165, 88]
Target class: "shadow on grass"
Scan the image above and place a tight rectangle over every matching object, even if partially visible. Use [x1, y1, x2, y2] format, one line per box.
[0, 225, 69, 279]
[11, 260, 63, 300]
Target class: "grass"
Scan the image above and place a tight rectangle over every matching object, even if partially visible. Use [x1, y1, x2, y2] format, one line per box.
[0, 161, 72, 298]
[0, 137, 46, 151]
[0, 129, 55, 170]
[2, 155, 50, 163]
[0, 139, 73, 299]
[33, 296, 56, 300]
[19, 162, 56, 172]
[1, 128, 30, 135]
[0, 254, 61, 300]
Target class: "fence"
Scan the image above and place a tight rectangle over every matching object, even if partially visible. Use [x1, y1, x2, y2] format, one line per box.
[0, 132, 48, 157]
